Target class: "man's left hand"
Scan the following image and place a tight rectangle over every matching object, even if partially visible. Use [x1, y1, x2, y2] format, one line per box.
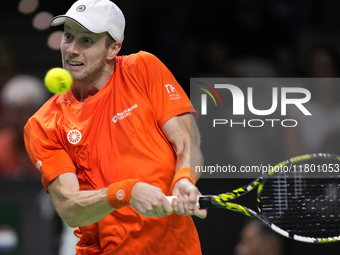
[171, 178, 207, 219]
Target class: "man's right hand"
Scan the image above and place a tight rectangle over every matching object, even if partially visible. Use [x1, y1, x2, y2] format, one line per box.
[130, 182, 173, 218]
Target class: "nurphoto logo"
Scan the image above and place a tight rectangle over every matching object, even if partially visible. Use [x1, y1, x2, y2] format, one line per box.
[193, 79, 312, 128]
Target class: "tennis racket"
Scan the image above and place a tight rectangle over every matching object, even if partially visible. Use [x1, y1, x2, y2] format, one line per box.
[167, 153, 340, 243]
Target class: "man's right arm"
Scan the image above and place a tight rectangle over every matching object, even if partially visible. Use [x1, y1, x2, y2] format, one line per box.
[48, 173, 174, 228]
[48, 172, 114, 227]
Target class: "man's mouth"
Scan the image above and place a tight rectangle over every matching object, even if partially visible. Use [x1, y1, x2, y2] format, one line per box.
[67, 60, 84, 66]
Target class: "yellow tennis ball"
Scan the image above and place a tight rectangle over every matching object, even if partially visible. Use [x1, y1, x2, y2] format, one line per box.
[44, 68, 73, 94]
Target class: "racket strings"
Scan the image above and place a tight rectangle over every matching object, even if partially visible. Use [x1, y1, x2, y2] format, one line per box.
[260, 176, 340, 238]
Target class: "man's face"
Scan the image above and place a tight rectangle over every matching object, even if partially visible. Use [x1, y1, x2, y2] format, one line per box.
[61, 19, 110, 83]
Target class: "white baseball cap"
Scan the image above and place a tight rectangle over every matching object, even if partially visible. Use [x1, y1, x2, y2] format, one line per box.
[50, 0, 125, 42]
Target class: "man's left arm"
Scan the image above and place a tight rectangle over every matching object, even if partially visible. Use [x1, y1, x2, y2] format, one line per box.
[161, 113, 207, 219]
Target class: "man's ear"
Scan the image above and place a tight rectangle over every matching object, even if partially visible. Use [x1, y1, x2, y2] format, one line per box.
[107, 42, 122, 60]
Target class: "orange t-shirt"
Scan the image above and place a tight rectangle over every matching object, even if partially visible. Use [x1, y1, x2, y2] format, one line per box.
[24, 51, 201, 255]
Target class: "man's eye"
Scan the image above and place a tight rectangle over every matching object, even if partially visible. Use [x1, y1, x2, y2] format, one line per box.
[83, 38, 93, 44]
[64, 33, 73, 41]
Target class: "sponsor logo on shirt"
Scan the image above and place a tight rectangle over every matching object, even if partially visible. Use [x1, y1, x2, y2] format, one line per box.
[164, 84, 181, 100]
[67, 130, 82, 144]
[112, 104, 138, 123]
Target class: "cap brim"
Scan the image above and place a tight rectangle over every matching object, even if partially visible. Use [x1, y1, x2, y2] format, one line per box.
[50, 14, 108, 34]
[50, 15, 67, 26]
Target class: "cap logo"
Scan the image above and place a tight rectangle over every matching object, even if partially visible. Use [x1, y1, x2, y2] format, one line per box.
[76, 5, 86, 12]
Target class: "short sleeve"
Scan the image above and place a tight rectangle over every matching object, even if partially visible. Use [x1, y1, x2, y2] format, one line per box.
[24, 116, 76, 192]
[135, 51, 197, 127]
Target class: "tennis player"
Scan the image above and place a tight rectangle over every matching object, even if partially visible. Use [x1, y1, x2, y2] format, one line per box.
[24, 0, 206, 254]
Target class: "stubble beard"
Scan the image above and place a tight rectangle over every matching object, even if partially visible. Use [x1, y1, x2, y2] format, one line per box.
[65, 50, 109, 85]
[74, 57, 107, 85]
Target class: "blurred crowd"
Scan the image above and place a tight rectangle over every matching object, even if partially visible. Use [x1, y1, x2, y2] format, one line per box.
[0, 39, 49, 180]
[146, 0, 340, 83]
[234, 219, 287, 255]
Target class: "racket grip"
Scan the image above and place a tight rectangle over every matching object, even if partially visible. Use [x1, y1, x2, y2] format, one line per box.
[166, 196, 200, 208]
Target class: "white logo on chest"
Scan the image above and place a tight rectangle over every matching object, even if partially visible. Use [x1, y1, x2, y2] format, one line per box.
[67, 130, 82, 144]
[112, 104, 138, 123]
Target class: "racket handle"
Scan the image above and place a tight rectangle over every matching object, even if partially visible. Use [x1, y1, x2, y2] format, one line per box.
[166, 196, 200, 208]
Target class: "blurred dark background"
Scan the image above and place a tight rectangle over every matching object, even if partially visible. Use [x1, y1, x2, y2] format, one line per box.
[2, 0, 340, 254]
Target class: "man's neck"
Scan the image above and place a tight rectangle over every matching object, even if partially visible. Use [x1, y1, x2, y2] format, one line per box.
[71, 64, 114, 102]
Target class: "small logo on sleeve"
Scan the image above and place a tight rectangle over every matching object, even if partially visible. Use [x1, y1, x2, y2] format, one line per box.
[164, 84, 181, 100]
[35, 160, 42, 171]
